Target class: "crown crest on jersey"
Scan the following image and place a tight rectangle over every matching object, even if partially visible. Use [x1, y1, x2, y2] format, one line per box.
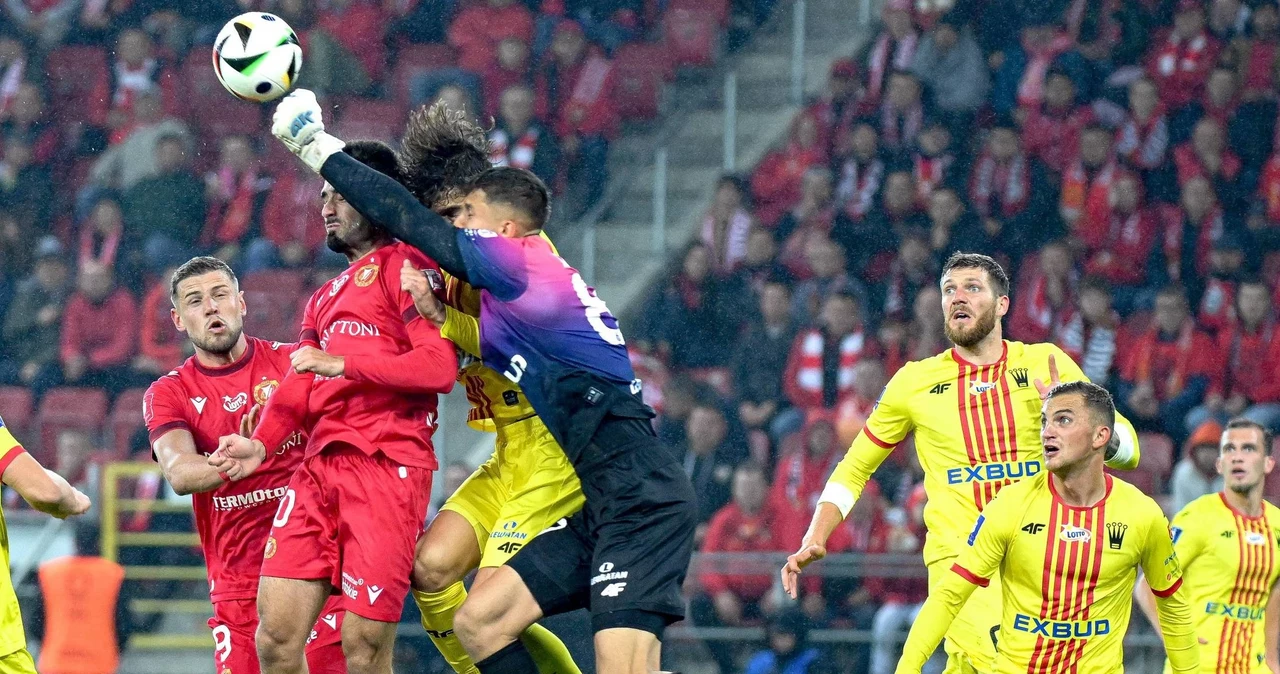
[1010, 368, 1029, 388]
[1106, 522, 1128, 550]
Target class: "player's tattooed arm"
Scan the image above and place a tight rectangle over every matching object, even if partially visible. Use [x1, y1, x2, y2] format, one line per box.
[153, 428, 228, 495]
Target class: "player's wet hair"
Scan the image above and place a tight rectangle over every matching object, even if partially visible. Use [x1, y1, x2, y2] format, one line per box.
[468, 166, 550, 232]
[170, 256, 238, 305]
[1224, 417, 1274, 455]
[1045, 380, 1116, 431]
[942, 252, 1010, 297]
[397, 101, 491, 210]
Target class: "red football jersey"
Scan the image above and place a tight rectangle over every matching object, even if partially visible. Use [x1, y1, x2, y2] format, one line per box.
[253, 242, 457, 469]
[144, 336, 306, 602]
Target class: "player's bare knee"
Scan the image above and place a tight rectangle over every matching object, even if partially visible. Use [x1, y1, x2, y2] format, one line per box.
[412, 545, 461, 593]
[340, 622, 393, 674]
[255, 620, 302, 666]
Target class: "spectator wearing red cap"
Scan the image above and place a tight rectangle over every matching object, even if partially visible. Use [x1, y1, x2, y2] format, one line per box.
[1146, 0, 1221, 111]
[751, 111, 827, 227]
[1169, 420, 1225, 511]
[807, 59, 863, 156]
[1078, 172, 1159, 300]
[1054, 277, 1122, 387]
[693, 463, 780, 674]
[860, 0, 918, 105]
[1021, 69, 1096, 175]
[1057, 124, 1117, 230]
[1009, 240, 1076, 344]
[831, 121, 886, 225]
[1113, 77, 1170, 172]
[1117, 284, 1221, 441]
[536, 19, 617, 212]
[1187, 277, 1280, 435]
[1170, 66, 1240, 145]
[448, 0, 535, 73]
[910, 12, 988, 132]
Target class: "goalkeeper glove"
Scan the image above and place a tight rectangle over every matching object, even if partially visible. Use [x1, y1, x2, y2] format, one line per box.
[271, 89, 345, 173]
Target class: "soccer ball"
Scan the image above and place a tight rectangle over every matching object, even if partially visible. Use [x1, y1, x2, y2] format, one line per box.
[212, 12, 302, 103]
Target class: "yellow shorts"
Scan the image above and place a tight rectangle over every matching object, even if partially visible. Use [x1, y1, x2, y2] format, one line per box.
[441, 415, 584, 568]
[929, 557, 1000, 674]
[0, 648, 36, 674]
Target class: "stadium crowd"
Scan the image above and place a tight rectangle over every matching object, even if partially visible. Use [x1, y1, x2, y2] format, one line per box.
[4, 0, 1280, 671]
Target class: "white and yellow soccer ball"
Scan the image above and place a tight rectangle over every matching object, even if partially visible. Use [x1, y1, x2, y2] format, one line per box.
[212, 12, 302, 103]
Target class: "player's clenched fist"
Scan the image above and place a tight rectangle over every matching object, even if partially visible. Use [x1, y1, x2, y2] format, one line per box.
[780, 542, 826, 599]
[271, 88, 345, 173]
[290, 345, 345, 377]
[400, 260, 446, 326]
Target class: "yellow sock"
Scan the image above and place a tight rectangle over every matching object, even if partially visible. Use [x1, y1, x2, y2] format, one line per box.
[414, 582, 479, 674]
[520, 622, 582, 674]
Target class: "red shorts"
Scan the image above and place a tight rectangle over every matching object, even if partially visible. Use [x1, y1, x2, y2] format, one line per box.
[260, 444, 433, 622]
[209, 597, 347, 674]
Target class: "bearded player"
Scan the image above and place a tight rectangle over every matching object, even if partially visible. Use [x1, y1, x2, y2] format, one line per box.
[144, 256, 346, 674]
[262, 90, 696, 674]
[894, 381, 1196, 673]
[782, 252, 1142, 674]
[393, 104, 584, 674]
[1136, 418, 1280, 673]
[210, 141, 458, 674]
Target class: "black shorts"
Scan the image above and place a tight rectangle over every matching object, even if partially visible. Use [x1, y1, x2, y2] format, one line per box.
[506, 427, 696, 636]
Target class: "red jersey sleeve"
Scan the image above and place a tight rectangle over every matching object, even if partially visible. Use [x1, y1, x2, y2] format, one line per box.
[144, 377, 191, 444]
[252, 297, 318, 452]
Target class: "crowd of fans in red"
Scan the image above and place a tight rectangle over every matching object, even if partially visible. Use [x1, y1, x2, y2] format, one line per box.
[628, 0, 1280, 670]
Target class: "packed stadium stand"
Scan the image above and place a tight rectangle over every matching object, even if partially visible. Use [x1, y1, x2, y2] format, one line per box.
[5, 0, 1280, 672]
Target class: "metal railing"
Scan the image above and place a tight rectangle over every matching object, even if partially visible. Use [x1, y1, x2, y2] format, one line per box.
[102, 462, 212, 651]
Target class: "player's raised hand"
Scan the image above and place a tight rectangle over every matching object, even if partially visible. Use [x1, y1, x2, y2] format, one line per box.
[1033, 353, 1061, 400]
[781, 543, 827, 599]
[239, 404, 262, 437]
[290, 345, 345, 377]
[271, 89, 345, 173]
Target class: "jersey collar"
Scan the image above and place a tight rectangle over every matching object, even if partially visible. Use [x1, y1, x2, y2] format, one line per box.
[1048, 472, 1113, 511]
[950, 341, 1008, 368]
[193, 337, 256, 378]
[1218, 491, 1266, 520]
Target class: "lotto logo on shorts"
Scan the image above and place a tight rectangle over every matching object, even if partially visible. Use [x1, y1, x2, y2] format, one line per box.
[1012, 614, 1110, 638]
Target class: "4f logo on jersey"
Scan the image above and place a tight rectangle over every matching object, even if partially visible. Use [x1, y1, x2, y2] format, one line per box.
[223, 392, 248, 413]
[1021, 523, 1045, 535]
[1009, 368, 1029, 388]
[1106, 522, 1127, 550]
[1222, 530, 1235, 539]
[929, 383, 952, 395]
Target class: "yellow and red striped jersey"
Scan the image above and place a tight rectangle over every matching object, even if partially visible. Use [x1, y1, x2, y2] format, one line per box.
[821, 341, 1140, 566]
[1166, 493, 1280, 674]
[440, 271, 537, 431]
[904, 472, 1188, 673]
[0, 421, 28, 658]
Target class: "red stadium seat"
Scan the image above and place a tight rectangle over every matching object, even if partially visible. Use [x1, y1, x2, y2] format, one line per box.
[391, 44, 458, 108]
[44, 46, 108, 121]
[35, 388, 109, 465]
[662, 9, 721, 69]
[243, 290, 301, 344]
[109, 388, 147, 459]
[1135, 432, 1174, 480]
[613, 44, 667, 121]
[331, 98, 406, 144]
[0, 387, 34, 437]
[242, 269, 306, 297]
